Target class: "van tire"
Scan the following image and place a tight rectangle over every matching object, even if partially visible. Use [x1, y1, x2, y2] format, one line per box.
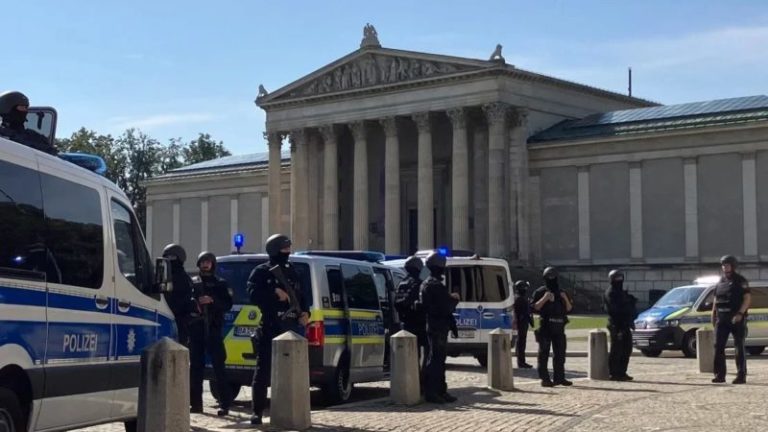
[475, 353, 488, 368]
[640, 349, 662, 357]
[747, 346, 765, 356]
[209, 380, 242, 402]
[124, 419, 137, 432]
[322, 358, 352, 405]
[681, 331, 697, 358]
[0, 388, 25, 432]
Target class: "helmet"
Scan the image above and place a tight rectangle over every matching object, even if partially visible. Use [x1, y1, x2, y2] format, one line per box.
[196, 251, 217, 269]
[720, 255, 738, 267]
[608, 269, 624, 282]
[404, 256, 424, 274]
[265, 234, 291, 257]
[425, 251, 447, 270]
[0, 91, 29, 115]
[162, 243, 186, 264]
[514, 280, 530, 292]
[543, 266, 558, 280]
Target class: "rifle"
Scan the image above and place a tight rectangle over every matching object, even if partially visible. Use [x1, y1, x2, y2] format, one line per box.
[193, 278, 210, 340]
[269, 264, 302, 322]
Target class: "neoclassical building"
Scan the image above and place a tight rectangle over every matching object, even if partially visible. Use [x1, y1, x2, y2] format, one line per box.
[146, 27, 768, 304]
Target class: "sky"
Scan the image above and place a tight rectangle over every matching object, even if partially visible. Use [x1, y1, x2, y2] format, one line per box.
[3, 1, 767, 156]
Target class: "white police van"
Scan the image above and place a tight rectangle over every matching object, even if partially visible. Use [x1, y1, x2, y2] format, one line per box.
[383, 249, 514, 367]
[0, 110, 174, 432]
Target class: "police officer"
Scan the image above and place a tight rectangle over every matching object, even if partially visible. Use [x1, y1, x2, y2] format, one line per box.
[513, 280, 534, 369]
[162, 243, 195, 347]
[712, 255, 751, 384]
[604, 269, 637, 381]
[394, 257, 428, 378]
[420, 251, 460, 404]
[248, 234, 310, 425]
[189, 252, 233, 416]
[0, 90, 57, 155]
[531, 267, 573, 387]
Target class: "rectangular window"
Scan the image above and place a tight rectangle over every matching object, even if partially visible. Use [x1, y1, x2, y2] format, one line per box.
[750, 287, 768, 309]
[41, 173, 103, 289]
[480, 265, 510, 302]
[216, 259, 312, 306]
[111, 199, 154, 294]
[341, 264, 380, 311]
[326, 267, 344, 309]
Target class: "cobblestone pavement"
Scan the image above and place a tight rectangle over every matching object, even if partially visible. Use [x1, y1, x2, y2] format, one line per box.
[76, 351, 768, 432]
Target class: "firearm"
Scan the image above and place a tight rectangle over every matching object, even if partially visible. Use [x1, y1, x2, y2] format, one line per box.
[193, 281, 210, 340]
[269, 264, 302, 321]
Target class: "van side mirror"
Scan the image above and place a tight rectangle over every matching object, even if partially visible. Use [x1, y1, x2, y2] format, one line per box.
[154, 257, 173, 294]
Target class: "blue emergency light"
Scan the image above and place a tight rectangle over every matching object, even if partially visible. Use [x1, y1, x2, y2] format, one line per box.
[437, 247, 450, 256]
[234, 233, 245, 253]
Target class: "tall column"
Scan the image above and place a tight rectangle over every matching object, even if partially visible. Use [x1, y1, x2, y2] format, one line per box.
[473, 124, 489, 255]
[683, 158, 699, 260]
[509, 108, 529, 262]
[380, 117, 401, 254]
[319, 125, 339, 250]
[577, 166, 591, 261]
[629, 162, 644, 260]
[529, 170, 542, 265]
[742, 153, 758, 258]
[172, 201, 180, 244]
[447, 108, 470, 250]
[413, 112, 434, 250]
[350, 121, 369, 250]
[266, 132, 284, 235]
[483, 103, 510, 258]
[289, 129, 309, 250]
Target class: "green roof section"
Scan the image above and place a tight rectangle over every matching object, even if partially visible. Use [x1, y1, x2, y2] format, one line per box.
[530, 95, 768, 144]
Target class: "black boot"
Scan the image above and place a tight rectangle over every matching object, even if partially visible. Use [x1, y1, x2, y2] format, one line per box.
[250, 414, 263, 425]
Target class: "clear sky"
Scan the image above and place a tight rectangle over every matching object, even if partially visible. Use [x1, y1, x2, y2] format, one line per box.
[3, 1, 766, 155]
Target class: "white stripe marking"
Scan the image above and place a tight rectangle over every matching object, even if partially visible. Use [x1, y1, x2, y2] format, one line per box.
[0, 304, 159, 326]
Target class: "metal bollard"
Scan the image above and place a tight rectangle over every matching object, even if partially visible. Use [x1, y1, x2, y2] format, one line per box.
[487, 328, 514, 391]
[390, 330, 421, 405]
[697, 328, 715, 373]
[588, 329, 609, 380]
[270, 331, 311, 430]
[137, 337, 190, 432]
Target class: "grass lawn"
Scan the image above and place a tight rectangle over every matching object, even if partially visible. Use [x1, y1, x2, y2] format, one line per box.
[532, 315, 608, 330]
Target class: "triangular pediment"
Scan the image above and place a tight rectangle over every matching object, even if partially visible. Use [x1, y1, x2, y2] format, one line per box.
[257, 48, 498, 105]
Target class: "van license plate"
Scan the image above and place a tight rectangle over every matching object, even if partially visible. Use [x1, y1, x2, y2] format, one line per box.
[458, 330, 475, 339]
[636, 340, 649, 347]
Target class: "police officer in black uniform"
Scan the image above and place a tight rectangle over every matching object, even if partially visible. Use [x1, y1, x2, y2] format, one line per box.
[604, 269, 638, 381]
[394, 256, 428, 383]
[712, 255, 751, 384]
[162, 243, 195, 347]
[248, 234, 310, 425]
[531, 267, 573, 387]
[0, 90, 57, 155]
[513, 280, 534, 369]
[420, 251, 460, 404]
[189, 252, 233, 416]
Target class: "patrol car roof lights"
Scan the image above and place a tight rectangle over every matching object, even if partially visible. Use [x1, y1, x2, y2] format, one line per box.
[694, 275, 721, 285]
[437, 247, 449, 256]
[233, 233, 245, 254]
[58, 152, 108, 176]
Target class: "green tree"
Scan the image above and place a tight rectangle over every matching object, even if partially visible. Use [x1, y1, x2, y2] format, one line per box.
[118, 129, 161, 227]
[160, 137, 186, 173]
[182, 133, 231, 165]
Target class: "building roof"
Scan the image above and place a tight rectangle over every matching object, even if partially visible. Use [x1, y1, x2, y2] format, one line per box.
[530, 95, 768, 144]
[167, 150, 290, 174]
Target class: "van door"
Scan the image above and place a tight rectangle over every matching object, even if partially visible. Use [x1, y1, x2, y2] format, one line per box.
[372, 267, 398, 370]
[340, 263, 386, 380]
[477, 264, 513, 341]
[35, 164, 114, 430]
[108, 196, 165, 420]
[446, 266, 483, 345]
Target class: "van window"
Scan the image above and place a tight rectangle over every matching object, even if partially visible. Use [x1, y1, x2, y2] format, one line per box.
[216, 259, 312, 306]
[41, 173, 103, 288]
[750, 286, 768, 309]
[342, 264, 380, 310]
[481, 266, 510, 302]
[326, 267, 344, 308]
[445, 265, 510, 303]
[111, 200, 153, 294]
[0, 160, 46, 281]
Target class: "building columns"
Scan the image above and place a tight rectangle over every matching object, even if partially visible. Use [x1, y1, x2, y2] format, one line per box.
[350, 121, 369, 250]
[683, 158, 699, 260]
[319, 126, 339, 250]
[472, 124, 489, 255]
[483, 102, 510, 258]
[413, 112, 434, 250]
[509, 108, 529, 262]
[289, 129, 309, 250]
[380, 117, 401, 254]
[577, 166, 591, 261]
[742, 153, 758, 258]
[266, 132, 283, 235]
[447, 108, 470, 251]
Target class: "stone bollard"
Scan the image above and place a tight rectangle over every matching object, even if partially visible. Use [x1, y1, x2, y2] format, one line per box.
[487, 328, 514, 391]
[270, 331, 311, 430]
[137, 337, 190, 432]
[697, 328, 715, 373]
[390, 330, 421, 405]
[588, 329, 609, 380]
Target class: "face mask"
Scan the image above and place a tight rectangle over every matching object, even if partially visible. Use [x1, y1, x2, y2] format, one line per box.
[272, 251, 290, 265]
[429, 267, 444, 278]
[611, 279, 624, 291]
[545, 278, 559, 292]
[4, 109, 26, 128]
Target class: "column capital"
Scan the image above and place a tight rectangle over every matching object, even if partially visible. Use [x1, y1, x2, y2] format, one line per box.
[412, 112, 433, 132]
[482, 102, 512, 126]
[629, 161, 642, 169]
[349, 121, 367, 142]
[446, 107, 468, 130]
[379, 117, 399, 138]
[318, 125, 337, 143]
[264, 131, 284, 147]
[508, 107, 529, 127]
[289, 129, 307, 153]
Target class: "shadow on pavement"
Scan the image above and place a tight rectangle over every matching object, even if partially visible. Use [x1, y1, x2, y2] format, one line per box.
[573, 384, 659, 393]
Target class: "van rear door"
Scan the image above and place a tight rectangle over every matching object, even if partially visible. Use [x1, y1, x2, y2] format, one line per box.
[340, 263, 386, 380]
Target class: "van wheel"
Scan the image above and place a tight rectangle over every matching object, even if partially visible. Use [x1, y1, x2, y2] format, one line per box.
[681, 331, 697, 358]
[747, 346, 765, 356]
[640, 349, 662, 357]
[123, 419, 137, 432]
[209, 381, 242, 402]
[475, 353, 488, 368]
[0, 388, 25, 432]
[322, 359, 353, 405]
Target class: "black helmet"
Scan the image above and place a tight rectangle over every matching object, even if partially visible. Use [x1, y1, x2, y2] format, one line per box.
[265, 234, 291, 257]
[543, 266, 558, 280]
[196, 251, 217, 269]
[162, 243, 186, 264]
[404, 256, 424, 274]
[608, 269, 624, 282]
[0, 91, 29, 115]
[514, 280, 530, 292]
[425, 251, 447, 270]
[720, 255, 737, 267]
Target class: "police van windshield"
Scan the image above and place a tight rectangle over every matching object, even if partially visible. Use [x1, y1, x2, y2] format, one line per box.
[654, 286, 705, 308]
[216, 259, 312, 306]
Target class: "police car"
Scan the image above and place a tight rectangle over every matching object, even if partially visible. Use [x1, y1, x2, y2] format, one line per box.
[209, 251, 404, 404]
[383, 249, 514, 367]
[1, 110, 174, 432]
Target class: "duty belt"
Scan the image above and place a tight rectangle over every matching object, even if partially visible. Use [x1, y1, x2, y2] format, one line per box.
[548, 318, 565, 323]
[716, 306, 732, 313]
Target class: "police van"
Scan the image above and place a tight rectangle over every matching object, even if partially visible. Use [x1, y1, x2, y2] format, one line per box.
[210, 253, 405, 404]
[633, 276, 768, 358]
[383, 249, 514, 367]
[0, 113, 174, 432]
